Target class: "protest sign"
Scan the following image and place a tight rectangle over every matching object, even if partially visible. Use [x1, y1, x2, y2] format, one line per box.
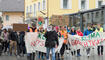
[13, 24, 28, 31]
[25, 32, 64, 53]
[68, 32, 105, 50]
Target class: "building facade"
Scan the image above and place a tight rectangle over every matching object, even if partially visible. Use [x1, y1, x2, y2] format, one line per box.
[25, 0, 105, 26]
[0, 0, 24, 26]
[2, 12, 24, 26]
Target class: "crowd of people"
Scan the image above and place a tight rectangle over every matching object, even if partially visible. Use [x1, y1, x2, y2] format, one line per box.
[0, 23, 104, 60]
[0, 28, 26, 57]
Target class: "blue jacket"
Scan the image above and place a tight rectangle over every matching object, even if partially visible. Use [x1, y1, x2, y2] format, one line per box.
[83, 29, 93, 36]
[69, 30, 76, 35]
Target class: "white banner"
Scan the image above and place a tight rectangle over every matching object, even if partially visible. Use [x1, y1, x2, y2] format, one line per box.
[25, 32, 64, 53]
[68, 32, 105, 50]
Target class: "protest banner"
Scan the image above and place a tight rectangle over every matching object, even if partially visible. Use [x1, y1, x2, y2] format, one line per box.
[13, 24, 28, 31]
[68, 32, 105, 50]
[25, 32, 64, 53]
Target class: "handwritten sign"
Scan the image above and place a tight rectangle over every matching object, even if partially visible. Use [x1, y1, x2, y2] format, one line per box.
[25, 32, 64, 53]
[68, 32, 105, 50]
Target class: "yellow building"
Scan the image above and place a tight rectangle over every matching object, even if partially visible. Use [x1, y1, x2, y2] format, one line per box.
[2, 12, 24, 26]
[25, 0, 105, 26]
[0, 0, 24, 26]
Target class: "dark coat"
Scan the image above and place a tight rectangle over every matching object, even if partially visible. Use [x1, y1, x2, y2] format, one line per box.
[44, 31, 59, 48]
[9, 31, 18, 41]
[18, 31, 25, 44]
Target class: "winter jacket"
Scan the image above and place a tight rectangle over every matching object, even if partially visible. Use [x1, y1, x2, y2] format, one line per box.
[60, 30, 68, 39]
[95, 27, 103, 45]
[28, 27, 37, 32]
[84, 29, 93, 36]
[76, 31, 83, 36]
[69, 30, 76, 35]
[18, 31, 25, 44]
[9, 31, 18, 41]
[44, 31, 59, 48]
[95, 27, 103, 32]
[1, 32, 9, 41]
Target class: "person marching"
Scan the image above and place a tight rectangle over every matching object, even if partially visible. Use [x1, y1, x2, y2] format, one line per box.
[44, 25, 59, 60]
[27, 23, 37, 60]
[60, 26, 68, 60]
[1, 29, 9, 55]
[38, 27, 45, 60]
[69, 27, 76, 56]
[95, 24, 104, 56]
[76, 27, 83, 57]
[84, 25, 93, 57]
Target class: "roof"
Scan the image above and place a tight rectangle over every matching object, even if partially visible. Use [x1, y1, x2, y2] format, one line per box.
[0, 0, 24, 12]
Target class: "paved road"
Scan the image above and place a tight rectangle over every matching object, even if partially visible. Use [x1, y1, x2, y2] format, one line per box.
[0, 55, 26, 60]
[0, 47, 105, 60]
[0, 54, 105, 60]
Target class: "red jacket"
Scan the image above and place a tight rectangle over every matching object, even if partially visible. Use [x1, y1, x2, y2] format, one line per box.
[76, 31, 83, 36]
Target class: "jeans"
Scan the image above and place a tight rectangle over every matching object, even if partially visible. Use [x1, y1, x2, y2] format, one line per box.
[3, 41, 9, 52]
[46, 48, 55, 60]
[77, 49, 80, 55]
[97, 45, 103, 55]
[86, 48, 90, 55]
[38, 52, 44, 60]
[60, 44, 66, 56]
[27, 53, 35, 60]
[10, 41, 17, 55]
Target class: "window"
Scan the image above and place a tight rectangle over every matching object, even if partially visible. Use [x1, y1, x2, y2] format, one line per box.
[63, 0, 68, 9]
[38, 2, 40, 11]
[34, 4, 36, 16]
[30, 5, 32, 13]
[61, 0, 72, 9]
[95, 12, 99, 18]
[42, 0, 46, 10]
[6, 15, 9, 21]
[26, 6, 29, 16]
[27, 6, 28, 13]
[98, 1, 102, 7]
[81, 0, 86, 9]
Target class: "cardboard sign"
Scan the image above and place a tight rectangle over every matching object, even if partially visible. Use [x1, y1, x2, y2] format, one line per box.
[13, 24, 28, 31]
